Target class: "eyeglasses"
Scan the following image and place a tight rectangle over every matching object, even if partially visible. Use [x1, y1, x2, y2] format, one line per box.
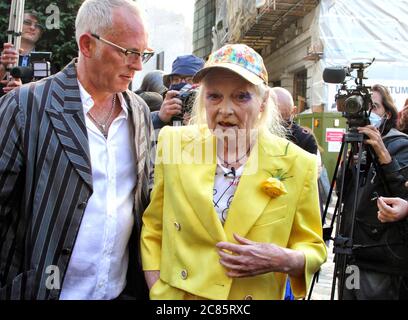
[91, 33, 154, 64]
[170, 75, 194, 85]
[23, 19, 43, 31]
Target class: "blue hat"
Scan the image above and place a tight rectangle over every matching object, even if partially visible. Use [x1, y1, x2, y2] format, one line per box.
[163, 54, 205, 87]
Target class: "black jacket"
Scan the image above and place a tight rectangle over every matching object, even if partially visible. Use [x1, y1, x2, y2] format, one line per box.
[340, 129, 408, 275]
[288, 123, 318, 155]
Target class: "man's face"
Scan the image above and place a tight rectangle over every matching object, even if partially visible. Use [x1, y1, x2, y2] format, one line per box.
[88, 8, 149, 93]
[22, 14, 42, 45]
[170, 74, 194, 86]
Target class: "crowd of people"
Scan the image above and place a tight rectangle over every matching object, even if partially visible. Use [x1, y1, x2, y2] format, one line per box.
[0, 0, 407, 301]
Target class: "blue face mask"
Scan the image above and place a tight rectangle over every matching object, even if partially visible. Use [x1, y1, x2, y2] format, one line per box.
[369, 112, 385, 128]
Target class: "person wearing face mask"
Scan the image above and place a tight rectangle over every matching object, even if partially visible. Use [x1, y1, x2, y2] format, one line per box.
[270, 87, 318, 155]
[151, 54, 204, 129]
[339, 84, 408, 300]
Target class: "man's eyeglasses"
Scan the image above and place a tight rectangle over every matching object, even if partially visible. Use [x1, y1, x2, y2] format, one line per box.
[170, 75, 194, 85]
[23, 19, 43, 31]
[91, 33, 154, 64]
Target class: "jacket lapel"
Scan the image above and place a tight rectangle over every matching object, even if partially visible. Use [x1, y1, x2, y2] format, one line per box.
[178, 127, 228, 243]
[46, 61, 93, 190]
[224, 131, 297, 240]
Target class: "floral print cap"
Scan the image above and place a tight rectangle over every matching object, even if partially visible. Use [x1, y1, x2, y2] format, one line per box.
[193, 44, 268, 85]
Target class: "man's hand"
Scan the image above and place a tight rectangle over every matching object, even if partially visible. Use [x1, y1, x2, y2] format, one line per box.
[158, 90, 183, 124]
[1, 77, 22, 94]
[216, 234, 305, 278]
[358, 125, 392, 165]
[1, 43, 19, 69]
[377, 197, 408, 223]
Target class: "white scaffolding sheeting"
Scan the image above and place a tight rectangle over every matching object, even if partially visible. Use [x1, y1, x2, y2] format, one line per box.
[313, 0, 408, 110]
[212, 0, 257, 51]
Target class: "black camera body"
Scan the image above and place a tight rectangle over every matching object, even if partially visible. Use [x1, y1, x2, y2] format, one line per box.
[323, 60, 374, 130]
[10, 51, 52, 83]
[171, 84, 198, 126]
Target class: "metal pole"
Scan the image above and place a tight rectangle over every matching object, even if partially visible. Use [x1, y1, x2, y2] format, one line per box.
[5, 0, 25, 80]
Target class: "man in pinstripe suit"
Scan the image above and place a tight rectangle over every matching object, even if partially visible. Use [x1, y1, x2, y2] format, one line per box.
[0, 0, 154, 300]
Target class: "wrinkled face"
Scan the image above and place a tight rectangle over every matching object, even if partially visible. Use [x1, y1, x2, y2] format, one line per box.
[371, 91, 388, 118]
[89, 8, 149, 93]
[22, 14, 42, 44]
[203, 69, 265, 134]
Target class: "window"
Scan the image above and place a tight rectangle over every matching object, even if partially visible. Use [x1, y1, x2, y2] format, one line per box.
[293, 69, 307, 113]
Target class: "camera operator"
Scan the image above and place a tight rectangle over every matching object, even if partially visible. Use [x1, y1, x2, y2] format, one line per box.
[0, 11, 43, 95]
[151, 54, 204, 129]
[340, 84, 408, 300]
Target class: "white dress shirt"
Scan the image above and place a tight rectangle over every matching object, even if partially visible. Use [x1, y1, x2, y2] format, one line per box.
[60, 82, 137, 300]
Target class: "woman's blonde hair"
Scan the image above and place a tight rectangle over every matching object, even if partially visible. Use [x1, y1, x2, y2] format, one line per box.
[189, 77, 286, 138]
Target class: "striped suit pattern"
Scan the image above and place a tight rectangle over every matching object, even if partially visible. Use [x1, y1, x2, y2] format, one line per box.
[0, 61, 154, 300]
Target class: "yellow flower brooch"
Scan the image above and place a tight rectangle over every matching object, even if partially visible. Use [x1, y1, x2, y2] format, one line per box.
[261, 169, 292, 198]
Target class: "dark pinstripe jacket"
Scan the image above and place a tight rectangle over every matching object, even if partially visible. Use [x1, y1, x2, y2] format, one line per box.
[0, 61, 154, 300]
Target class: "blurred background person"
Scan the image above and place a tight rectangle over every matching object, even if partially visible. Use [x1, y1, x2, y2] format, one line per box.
[0, 11, 43, 95]
[271, 87, 318, 155]
[135, 70, 167, 112]
[152, 54, 204, 129]
[398, 99, 408, 135]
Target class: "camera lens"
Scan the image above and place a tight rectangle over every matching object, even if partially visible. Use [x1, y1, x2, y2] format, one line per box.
[344, 95, 363, 114]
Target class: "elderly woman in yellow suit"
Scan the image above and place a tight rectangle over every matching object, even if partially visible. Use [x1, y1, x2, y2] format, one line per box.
[141, 44, 327, 300]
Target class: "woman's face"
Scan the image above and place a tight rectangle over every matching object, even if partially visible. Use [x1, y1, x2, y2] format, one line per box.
[371, 91, 387, 118]
[203, 69, 265, 135]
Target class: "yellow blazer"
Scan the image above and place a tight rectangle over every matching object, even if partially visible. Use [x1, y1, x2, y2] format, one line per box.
[141, 125, 327, 300]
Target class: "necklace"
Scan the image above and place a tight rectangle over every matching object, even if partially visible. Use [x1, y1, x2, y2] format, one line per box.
[87, 94, 116, 138]
[219, 148, 251, 167]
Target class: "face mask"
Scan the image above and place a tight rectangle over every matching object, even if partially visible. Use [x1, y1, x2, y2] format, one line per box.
[369, 112, 384, 128]
[169, 83, 188, 91]
[283, 116, 294, 129]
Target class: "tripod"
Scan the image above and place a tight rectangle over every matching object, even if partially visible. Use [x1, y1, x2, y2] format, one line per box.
[308, 129, 372, 300]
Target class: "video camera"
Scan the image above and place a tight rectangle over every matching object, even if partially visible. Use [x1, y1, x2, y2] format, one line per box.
[10, 51, 52, 82]
[171, 83, 199, 126]
[323, 59, 375, 129]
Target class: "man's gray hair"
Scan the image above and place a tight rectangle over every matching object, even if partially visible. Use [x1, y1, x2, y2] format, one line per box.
[75, 0, 142, 45]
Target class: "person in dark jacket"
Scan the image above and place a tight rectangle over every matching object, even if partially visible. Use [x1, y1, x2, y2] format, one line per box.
[271, 87, 318, 155]
[339, 84, 408, 300]
[135, 70, 167, 112]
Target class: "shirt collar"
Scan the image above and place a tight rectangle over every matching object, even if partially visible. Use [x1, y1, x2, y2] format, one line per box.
[77, 80, 129, 119]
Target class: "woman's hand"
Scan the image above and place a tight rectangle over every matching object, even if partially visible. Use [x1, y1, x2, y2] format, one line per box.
[144, 270, 160, 290]
[377, 197, 408, 223]
[216, 234, 305, 278]
[358, 125, 391, 165]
